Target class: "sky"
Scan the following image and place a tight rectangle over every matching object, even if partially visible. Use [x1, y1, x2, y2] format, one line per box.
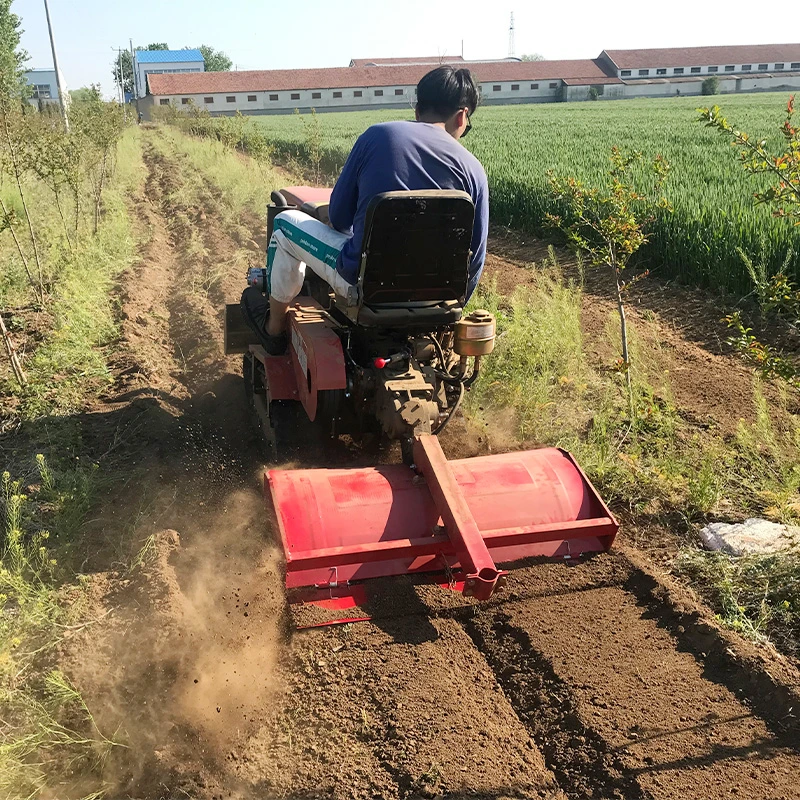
[16, 0, 795, 95]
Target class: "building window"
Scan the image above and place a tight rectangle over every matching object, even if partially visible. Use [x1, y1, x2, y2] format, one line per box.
[291, 93, 300, 100]
[708, 66, 718, 73]
[159, 98, 169, 105]
[620, 70, 631, 77]
[204, 97, 213, 104]
[32, 84, 52, 98]
[492, 85, 501, 91]
[725, 65, 735, 71]
[181, 97, 190, 104]
[775, 63, 784, 70]
[792, 63, 800, 70]
[311, 92, 321, 99]
[511, 83, 519, 90]
[742, 64, 752, 71]
[530, 83, 539, 89]
[353, 90, 362, 97]
[758, 63, 768, 70]
[270, 94, 278, 101]
[690, 66, 701, 74]
[333, 91, 342, 98]
[673, 67, 684, 74]
[394, 88, 403, 95]
[549, 82, 558, 89]
[374, 89, 383, 96]
[656, 68, 666, 75]
[638, 69, 649, 76]
[248, 95, 257, 101]
[226, 96, 235, 102]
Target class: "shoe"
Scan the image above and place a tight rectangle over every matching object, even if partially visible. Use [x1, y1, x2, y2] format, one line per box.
[264, 331, 288, 356]
[240, 287, 288, 356]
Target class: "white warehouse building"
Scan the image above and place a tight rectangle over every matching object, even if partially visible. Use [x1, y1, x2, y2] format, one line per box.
[134, 49, 204, 100]
[143, 43, 800, 117]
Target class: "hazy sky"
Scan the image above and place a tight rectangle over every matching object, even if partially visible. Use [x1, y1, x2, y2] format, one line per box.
[17, 0, 793, 94]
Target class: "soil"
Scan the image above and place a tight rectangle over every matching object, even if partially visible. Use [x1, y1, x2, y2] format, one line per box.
[34, 130, 800, 799]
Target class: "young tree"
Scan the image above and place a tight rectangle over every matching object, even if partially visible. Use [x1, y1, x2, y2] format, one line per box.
[701, 76, 719, 96]
[197, 44, 232, 72]
[698, 96, 800, 387]
[546, 148, 670, 410]
[69, 85, 101, 104]
[0, 0, 28, 99]
[520, 53, 544, 62]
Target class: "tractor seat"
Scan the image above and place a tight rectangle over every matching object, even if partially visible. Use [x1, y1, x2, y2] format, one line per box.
[335, 190, 475, 327]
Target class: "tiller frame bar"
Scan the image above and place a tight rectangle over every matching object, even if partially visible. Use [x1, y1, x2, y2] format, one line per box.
[412, 435, 507, 599]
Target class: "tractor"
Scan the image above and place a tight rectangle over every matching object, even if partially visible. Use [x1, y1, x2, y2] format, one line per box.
[225, 186, 617, 605]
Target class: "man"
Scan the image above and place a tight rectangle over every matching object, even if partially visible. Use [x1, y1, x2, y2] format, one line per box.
[242, 65, 489, 355]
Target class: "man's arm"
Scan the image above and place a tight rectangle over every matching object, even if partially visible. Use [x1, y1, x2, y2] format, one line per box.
[466, 174, 489, 301]
[328, 135, 364, 234]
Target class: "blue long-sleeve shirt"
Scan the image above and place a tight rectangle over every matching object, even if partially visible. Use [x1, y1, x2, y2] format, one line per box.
[329, 120, 489, 300]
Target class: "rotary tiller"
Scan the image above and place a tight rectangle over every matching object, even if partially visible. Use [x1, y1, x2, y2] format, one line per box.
[225, 186, 617, 604]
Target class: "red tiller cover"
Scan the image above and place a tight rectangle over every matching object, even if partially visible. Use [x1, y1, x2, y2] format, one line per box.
[266, 447, 618, 593]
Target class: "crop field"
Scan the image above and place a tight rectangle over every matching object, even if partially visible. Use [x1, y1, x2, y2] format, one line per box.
[255, 93, 800, 294]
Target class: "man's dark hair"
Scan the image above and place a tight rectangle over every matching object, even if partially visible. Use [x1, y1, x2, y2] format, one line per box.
[416, 66, 479, 119]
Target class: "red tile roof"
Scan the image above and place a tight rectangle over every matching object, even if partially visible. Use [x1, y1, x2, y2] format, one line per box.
[603, 43, 800, 70]
[349, 56, 465, 67]
[147, 60, 616, 96]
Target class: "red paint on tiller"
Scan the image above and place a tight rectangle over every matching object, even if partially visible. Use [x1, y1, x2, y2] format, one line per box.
[267, 442, 618, 602]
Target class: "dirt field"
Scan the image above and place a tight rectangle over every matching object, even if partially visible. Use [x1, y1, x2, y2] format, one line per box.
[55, 129, 800, 800]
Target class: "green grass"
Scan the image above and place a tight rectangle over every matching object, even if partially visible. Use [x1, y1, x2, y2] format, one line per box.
[0, 124, 145, 799]
[253, 94, 800, 294]
[1, 465, 121, 800]
[1, 128, 144, 419]
[674, 547, 800, 658]
[466, 264, 799, 522]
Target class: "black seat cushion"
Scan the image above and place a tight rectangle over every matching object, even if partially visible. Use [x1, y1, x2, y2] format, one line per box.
[356, 302, 463, 328]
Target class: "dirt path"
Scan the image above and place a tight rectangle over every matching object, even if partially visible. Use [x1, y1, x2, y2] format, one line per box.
[62, 130, 800, 800]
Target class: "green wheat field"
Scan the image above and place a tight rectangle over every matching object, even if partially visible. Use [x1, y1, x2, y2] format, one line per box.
[255, 92, 799, 293]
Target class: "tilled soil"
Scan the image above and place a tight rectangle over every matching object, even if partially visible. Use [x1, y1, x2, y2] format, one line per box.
[60, 130, 800, 800]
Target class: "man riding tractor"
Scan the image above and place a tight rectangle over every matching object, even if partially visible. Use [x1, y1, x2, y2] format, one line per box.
[241, 65, 489, 355]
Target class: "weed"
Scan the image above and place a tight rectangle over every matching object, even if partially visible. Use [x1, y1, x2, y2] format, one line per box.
[1, 467, 117, 798]
[674, 547, 800, 657]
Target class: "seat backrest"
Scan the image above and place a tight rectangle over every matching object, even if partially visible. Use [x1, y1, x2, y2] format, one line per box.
[358, 191, 474, 306]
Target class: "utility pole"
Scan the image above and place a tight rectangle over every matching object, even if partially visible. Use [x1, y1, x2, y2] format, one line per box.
[130, 39, 140, 118]
[112, 48, 122, 104]
[129, 39, 138, 99]
[43, 0, 69, 129]
[508, 11, 515, 59]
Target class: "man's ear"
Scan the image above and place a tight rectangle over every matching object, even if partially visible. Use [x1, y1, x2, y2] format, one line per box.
[414, 106, 420, 121]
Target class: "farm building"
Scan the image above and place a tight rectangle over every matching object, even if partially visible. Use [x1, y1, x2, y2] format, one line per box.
[143, 43, 800, 117]
[24, 68, 60, 107]
[134, 49, 204, 101]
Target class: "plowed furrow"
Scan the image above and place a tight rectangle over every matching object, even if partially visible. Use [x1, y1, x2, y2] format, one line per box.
[464, 564, 800, 800]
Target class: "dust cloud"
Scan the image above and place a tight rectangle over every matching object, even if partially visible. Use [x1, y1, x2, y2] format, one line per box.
[64, 486, 285, 795]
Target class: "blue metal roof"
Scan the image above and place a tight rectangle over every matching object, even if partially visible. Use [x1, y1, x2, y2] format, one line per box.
[135, 49, 204, 64]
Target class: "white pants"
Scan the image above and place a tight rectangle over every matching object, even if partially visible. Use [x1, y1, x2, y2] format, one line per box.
[267, 210, 353, 303]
